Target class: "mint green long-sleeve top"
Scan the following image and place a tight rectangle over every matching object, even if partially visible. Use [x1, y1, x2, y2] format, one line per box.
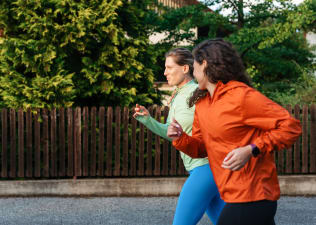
[136, 80, 209, 171]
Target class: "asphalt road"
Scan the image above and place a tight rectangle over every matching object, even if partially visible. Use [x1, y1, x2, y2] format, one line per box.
[0, 196, 315, 225]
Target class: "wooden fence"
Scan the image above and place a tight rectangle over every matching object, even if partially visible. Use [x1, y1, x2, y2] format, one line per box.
[0, 104, 315, 179]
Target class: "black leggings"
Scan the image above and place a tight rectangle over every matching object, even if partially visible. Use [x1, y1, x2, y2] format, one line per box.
[217, 200, 277, 225]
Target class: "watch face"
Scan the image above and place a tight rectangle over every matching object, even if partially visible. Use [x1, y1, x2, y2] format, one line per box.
[252, 147, 260, 157]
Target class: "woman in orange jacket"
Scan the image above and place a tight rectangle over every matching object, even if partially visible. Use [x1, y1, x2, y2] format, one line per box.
[167, 39, 302, 225]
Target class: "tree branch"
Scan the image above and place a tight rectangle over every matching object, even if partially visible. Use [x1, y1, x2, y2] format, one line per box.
[226, 0, 239, 12]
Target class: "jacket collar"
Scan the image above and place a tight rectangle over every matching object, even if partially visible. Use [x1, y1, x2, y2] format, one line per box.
[208, 80, 249, 102]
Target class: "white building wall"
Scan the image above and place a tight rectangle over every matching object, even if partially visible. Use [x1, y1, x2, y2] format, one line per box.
[149, 28, 197, 45]
[306, 32, 316, 55]
[306, 32, 316, 76]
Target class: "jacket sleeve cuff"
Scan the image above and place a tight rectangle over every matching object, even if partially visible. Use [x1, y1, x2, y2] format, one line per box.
[253, 138, 272, 154]
[172, 132, 187, 149]
[135, 115, 151, 124]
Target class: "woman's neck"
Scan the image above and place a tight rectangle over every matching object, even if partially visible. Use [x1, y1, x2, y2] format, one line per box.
[176, 76, 192, 88]
[206, 82, 217, 97]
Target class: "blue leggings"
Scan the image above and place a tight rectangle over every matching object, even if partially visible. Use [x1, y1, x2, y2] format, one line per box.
[173, 164, 225, 225]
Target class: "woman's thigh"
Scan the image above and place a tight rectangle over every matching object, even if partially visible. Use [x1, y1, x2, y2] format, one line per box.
[217, 200, 277, 225]
[173, 164, 224, 225]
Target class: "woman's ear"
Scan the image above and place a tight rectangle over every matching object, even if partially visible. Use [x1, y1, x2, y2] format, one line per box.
[202, 60, 207, 69]
[183, 64, 189, 74]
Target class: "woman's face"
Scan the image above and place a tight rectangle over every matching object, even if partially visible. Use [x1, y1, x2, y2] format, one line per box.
[193, 60, 207, 90]
[164, 56, 187, 87]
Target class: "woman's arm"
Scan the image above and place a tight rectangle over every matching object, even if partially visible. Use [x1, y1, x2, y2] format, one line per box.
[134, 104, 171, 141]
[169, 111, 207, 158]
[241, 88, 302, 153]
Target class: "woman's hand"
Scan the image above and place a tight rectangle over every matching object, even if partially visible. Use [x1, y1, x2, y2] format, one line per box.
[221, 145, 252, 171]
[167, 118, 183, 140]
[133, 104, 149, 118]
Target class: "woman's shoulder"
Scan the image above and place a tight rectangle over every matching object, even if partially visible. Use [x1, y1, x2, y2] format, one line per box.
[223, 81, 254, 98]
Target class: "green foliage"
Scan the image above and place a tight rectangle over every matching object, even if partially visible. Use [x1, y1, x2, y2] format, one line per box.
[0, 0, 162, 109]
[152, 0, 316, 104]
[268, 69, 316, 106]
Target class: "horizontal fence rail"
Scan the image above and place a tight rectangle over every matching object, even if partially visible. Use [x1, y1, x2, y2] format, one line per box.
[0, 104, 315, 179]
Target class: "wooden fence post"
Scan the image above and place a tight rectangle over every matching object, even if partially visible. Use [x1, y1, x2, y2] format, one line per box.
[130, 115, 137, 176]
[34, 109, 41, 177]
[154, 106, 161, 176]
[43, 108, 49, 178]
[146, 106, 153, 176]
[138, 123, 144, 176]
[9, 109, 16, 178]
[50, 108, 57, 177]
[1, 109, 8, 178]
[310, 104, 316, 173]
[294, 105, 301, 173]
[285, 105, 293, 174]
[59, 108, 65, 177]
[98, 107, 105, 177]
[73, 107, 82, 178]
[106, 107, 113, 177]
[67, 108, 73, 177]
[83, 107, 89, 177]
[26, 109, 32, 178]
[122, 107, 129, 177]
[90, 107, 97, 177]
[162, 106, 169, 176]
[114, 107, 121, 176]
[18, 109, 24, 178]
[302, 105, 308, 173]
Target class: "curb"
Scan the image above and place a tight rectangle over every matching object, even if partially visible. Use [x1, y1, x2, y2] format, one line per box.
[0, 175, 315, 197]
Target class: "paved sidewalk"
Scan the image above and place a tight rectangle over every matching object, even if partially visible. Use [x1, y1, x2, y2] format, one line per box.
[0, 196, 315, 225]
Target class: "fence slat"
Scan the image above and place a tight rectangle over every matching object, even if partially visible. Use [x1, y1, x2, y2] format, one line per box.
[310, 104, 316, 173]
[122, 107, 129, 177]
[67, 108, 73, 177]
[34, 109, 41, 177]
[9, 109, 16, 178]
[75, 107, 82, 177]
[130, 116, 137, 176]
[146, 106, 153, 176]
[162, 107, 169, 176]
[1, 109, 8, 178]
[59, 108, 65, 177]
[177, 151, 185, 175]
[50, 109, 57, 177]
[114, 107, 121, 176]
[98, 107, 105, 177]
[294, 105, 301, 173]
[73, 108, 78, 178]
[277, 150, 284, 174]
[43, 109, 49, 178]
[138, 123, 144, 176]
[90, 107, 97, 176]
[285, 105, 293, 174]
[10, 109, 16, 178]
[302, 105, 308, 173]
[83, 107, 89, 176]
[154, 106, 161, 176]
[18, 109, 24, 178]
[106, 107, 113, 177]
[170, 146, 176, 176]
[26, 109, 32, 178]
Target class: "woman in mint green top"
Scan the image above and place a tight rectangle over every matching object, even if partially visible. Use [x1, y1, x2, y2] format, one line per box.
[134, 48, 225, 225]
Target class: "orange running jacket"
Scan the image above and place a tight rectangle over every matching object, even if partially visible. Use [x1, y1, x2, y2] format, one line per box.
[173, 81, 302, 203]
